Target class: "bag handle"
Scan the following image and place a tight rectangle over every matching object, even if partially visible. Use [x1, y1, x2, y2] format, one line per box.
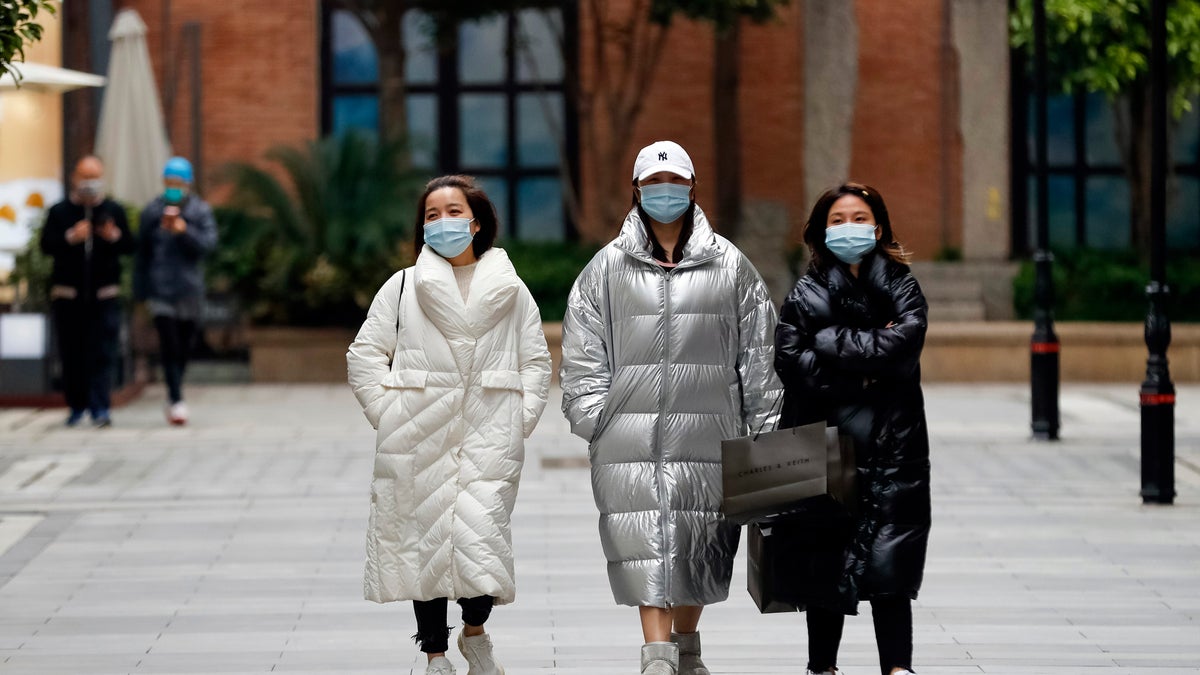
[751, 393, 786, 441]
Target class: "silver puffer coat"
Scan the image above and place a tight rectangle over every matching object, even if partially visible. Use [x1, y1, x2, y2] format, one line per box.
[560, 206, 782, 608]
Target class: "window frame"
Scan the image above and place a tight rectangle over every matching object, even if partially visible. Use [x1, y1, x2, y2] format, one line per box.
[1011, 46, 1200, 253]
[320, 3, 580, 241]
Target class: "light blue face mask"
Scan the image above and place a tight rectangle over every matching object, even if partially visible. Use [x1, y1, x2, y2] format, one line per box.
[164, 187, 187, 204]
[639, 183, 692, 223]
[825, 223, 878, 264]
[424, 217, 476, 258]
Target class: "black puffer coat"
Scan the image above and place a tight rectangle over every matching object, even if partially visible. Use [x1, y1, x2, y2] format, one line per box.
[774, 250, 931, 612]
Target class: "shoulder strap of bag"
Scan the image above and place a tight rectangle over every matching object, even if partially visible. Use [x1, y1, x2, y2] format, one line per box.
[391, 269, 406, 364]
[395, 269, 406, 334]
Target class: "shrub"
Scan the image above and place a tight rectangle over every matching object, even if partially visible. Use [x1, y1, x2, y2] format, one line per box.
[502, 239, 599, 321]
[210, 131, 427, 327]
[1013, 248, 1200, 322]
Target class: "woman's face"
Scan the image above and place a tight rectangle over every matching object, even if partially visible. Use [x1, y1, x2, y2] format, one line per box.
[827, 194, 880, 239]
[424, 187, 479, 234]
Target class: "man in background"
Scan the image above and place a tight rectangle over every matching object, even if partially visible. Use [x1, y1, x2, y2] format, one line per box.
[40, 155, 136, 427]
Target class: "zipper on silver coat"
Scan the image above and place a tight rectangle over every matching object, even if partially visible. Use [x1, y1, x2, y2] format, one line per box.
[657, 268, 673, 605]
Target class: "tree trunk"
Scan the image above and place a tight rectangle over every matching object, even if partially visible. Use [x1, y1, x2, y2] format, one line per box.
[1130, 81, 1153, 256]
[713, 21, 742, 238]
[371, 3, 408, 145]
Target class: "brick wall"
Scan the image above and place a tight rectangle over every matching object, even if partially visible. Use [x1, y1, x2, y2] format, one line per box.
[850, 0, 963, 260]
[118, 0, 319, 197]
[574, 1, 807, 244]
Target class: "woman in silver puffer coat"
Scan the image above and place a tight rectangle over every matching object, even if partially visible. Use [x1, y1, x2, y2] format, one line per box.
[560, 141, 782, 675]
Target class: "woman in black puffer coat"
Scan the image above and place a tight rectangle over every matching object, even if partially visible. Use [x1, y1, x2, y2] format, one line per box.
[775, 183, 930, 675]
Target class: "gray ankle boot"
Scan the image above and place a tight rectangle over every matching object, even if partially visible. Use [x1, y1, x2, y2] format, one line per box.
[640, 641, 679, 674]
[671, 632, 709, 675]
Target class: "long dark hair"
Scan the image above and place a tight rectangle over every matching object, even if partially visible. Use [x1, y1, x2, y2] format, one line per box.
[802, 182, 911, 271]
[412, 175, 499, 259]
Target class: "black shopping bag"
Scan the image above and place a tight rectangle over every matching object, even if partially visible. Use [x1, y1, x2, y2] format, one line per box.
[747, 503, 854, 614]
[721, 421, 830, 524]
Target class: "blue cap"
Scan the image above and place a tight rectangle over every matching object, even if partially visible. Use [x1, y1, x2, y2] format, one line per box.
[163, 156, 194, 183]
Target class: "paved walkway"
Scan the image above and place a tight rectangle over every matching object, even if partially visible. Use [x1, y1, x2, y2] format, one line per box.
[0, 382, 1197, 674]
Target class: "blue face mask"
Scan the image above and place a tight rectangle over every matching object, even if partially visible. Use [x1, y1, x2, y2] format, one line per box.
[825, 223, 878, 264]
[639, 183, 692, 223]
[164, 187, 187, 204]
[424, 217, 476, 258]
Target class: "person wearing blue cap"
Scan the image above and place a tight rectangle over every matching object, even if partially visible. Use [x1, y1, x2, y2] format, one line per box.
[134, 156, 218, 425]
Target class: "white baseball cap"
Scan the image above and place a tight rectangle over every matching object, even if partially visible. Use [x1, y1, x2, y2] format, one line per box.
[632, 140, 694, 182]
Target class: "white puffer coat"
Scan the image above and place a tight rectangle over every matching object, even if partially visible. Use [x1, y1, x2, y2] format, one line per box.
[347, 246, 551, 605]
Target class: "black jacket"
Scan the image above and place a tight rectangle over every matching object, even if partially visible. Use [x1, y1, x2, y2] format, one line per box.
[134, 195, 219, 302]
[774, 250, 931, 611]
[40, 198, 137, 296]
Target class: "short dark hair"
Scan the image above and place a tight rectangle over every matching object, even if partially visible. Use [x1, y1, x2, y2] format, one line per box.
[412, 175, 499, 259]
[802, 182, 910, 270]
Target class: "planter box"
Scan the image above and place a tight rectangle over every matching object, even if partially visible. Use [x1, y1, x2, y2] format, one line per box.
[922, 321, 1200, 382]
[248, 327, 357, 383]
[250, 321, 1199, 384]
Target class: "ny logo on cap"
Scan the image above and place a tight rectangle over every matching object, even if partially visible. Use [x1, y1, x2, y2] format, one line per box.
[658, 152, 668, 161]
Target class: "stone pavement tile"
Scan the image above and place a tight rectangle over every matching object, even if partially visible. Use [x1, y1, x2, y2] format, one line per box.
[17, 632, 159, 655]
[132, 651, 277, 672]
[0, 651, 139, 674]
[36, 615, 171, 635]
[980, 670, 1199, 675]
[148, 630, 292, 653]
[272, 649, 420, 671]
[165, 613, 301, 633]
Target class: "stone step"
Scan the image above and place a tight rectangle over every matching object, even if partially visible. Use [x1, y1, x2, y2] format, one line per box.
[928, 300, 987, 322]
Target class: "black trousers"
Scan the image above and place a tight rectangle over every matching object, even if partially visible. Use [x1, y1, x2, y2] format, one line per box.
[52, 298, 120, 414]
[153, 315, 197, 404]
[412, 596, 494, 654]
[807, 595, 913, 675]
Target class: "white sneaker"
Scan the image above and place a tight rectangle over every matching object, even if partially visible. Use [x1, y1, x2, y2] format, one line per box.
[167, 401, 188, 426]
[458, 631, 504, 675]
[425, 655, 456, 674]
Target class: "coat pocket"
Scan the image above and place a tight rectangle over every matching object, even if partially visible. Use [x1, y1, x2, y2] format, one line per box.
[481, 369, 524, 392]
[381, 369, 428, 389]
[482, 369, 526, 438]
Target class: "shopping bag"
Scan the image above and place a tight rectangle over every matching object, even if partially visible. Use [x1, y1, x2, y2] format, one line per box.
[720, 420, 828, 524]
[747, 505, 853, 613]
[823, 426, 857, 510]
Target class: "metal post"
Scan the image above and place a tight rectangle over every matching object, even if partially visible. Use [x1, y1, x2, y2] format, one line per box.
[1140, 0, 1175, 504]
[1030, 0, 1060, 440]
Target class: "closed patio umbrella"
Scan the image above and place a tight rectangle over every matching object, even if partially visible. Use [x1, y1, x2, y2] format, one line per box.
[94, 9, 170, 207]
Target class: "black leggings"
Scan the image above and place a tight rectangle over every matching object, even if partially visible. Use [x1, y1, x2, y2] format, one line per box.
[412, 596, 494, 654]
[807, 596, 913, 675]
[153, 316, 196, 404]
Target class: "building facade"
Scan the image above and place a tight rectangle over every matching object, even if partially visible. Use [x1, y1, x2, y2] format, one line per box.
[54, 0, 1197, 276]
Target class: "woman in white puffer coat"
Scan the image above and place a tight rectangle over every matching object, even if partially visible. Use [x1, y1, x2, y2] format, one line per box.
[347, 175, 551, 675]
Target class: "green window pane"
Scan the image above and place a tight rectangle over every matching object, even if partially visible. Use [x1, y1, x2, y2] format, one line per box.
[517, 93, 563, 167]
[516, 9, 564, 83]
[1085, 176, 1131, 250]
[517, 177, 564, 241]
[459, 95, 509, 168]
[459, 16, 507, 84]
